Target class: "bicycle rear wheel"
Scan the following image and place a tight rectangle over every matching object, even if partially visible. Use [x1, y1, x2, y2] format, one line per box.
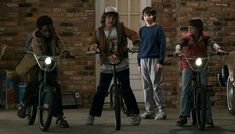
[113, 85, 121, 130]
[38, 87, 53, 131]
[196, 86, 207, 130]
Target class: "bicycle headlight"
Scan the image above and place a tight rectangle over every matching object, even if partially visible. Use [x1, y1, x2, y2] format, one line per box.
[195, 58, 202, 66]
[44, 57, 52, 65]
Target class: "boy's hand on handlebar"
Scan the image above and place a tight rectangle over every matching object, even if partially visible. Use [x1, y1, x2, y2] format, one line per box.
[173, 50, 181, 56]
[87, 44, 98, 55]
[88, 44, 98, 51]
[130, 46, 139, 54]
[61, 50, 75, 58]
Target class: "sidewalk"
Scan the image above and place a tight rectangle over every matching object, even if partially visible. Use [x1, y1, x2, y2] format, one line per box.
[0, 108, 235, 134]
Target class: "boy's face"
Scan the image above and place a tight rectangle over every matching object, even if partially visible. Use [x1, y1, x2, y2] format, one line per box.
[189, 26, 199, 37]
[39, 25, 53, 38]
[105, 15, 115, 28]
[143, 13, 154, 25]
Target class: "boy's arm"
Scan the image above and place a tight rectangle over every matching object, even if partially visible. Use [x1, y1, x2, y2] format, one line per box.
[175, 32, 190, 52]
[175, 39, 188, 53]
[87, 30, 99, 51]
[31, 38, 43, 55]
[158, 27, 166, 65]
[123, 24, 140, 46]
[207, 37, 221, 51]
[137, 29, 142, 66]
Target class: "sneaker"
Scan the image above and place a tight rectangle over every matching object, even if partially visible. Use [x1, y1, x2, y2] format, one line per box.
[155, 111, 167, 120]
[56, 116, 69, 128]
[17, 104, 26, 118]
[86, 114, 94, 125]
[206, 119, 214, 128]
[130, 114, 141, 126]
[141, 111, 155, 119]
[176, 116, 187, 126]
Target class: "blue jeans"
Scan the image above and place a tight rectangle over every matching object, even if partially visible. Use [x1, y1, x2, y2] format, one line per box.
[179, 68, 212, 120]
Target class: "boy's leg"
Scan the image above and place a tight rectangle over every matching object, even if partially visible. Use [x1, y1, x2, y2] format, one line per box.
[117, 69, 141, 125]
[89, 72, 112, 117]
[117, 69, 140, 115]
[177, 68, 193, 125]
[206, 90, 214, 127]
[86, 72, 112, 125]
[140, 59, 157, 118]
[51, 82, 69, 128]
[18, 67, 39, 118]
[149, 58, 166, 120]
[200, 70, 214, 127]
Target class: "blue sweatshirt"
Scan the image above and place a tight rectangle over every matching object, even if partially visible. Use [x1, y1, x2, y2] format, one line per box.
[137, 24, 166, 66]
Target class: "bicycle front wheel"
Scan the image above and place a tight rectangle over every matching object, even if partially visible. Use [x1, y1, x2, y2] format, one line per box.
[26, 103, 37, 125]
[38, 88, 53, 131]
[113, 85, 121, 130]
[196, 86, 207, 130]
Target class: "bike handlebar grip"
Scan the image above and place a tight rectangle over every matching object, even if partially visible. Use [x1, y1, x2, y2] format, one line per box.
[86, 51, 97, 55]
[130, 50, 139, 53]
[26, 51, 33, 54]
[167, 54, 174, 57]
[215, 51, 229, 56]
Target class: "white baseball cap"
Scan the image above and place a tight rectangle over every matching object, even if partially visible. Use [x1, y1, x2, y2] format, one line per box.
[104, 6, 118, 13]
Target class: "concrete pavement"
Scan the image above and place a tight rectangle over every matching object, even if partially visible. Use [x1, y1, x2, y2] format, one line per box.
[0, 108, 235, 134]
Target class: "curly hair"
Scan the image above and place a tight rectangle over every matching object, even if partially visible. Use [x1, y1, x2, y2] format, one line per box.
[100, 12, 119, 27]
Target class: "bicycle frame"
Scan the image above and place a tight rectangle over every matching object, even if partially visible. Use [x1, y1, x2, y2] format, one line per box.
[169, 53, 218, 130]
[186, 55, 209, 130]
[107, 56, 125, 131]
[27, 51, 59, 131]
[87, 49, 136, 130]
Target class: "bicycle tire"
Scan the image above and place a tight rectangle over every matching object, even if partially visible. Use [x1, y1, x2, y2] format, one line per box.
[227, 77, 235, 115]
[109, 85, 114, 110]
[27, 103, 37, 125]
[38, 88, 53, 131]
[196, 86, 207, 130]
[113, 85, 121, 130]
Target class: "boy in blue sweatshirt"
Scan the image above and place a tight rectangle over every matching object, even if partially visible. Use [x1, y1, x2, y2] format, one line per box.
[138, 7, 167, 120]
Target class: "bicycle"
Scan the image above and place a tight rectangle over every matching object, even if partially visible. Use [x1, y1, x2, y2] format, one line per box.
[87, 49, 136, 130]
[26, 51, 60, 131]
[169, 52, 225, 130]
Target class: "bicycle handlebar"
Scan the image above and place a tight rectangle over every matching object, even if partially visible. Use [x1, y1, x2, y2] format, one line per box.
[27, 51, 59, 72]
[86, 48, 138, 66]
[167, 51, 229, 58]
[86, 48, 138, 55]
[167, 51, 229, 71]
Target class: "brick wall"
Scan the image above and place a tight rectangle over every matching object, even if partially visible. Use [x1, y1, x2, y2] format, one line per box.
[0, 0, 234, 109]
[0, 0, 96, 107]
[152, 0, 235, 109]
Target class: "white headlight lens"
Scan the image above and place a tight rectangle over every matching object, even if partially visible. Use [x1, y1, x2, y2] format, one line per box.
[195, 58, 202, 66]
[45, 57, 52, 65]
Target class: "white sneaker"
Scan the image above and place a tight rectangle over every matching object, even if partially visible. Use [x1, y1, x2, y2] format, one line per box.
[86, 115, 94, 125]
[130, 114, 141, 126]
[140, 111, 155, 119]
[155, 111, 167, 120]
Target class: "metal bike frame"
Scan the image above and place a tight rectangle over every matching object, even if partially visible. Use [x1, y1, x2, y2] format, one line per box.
[109, 62, 122, 110]
[29, 52, 58, 131]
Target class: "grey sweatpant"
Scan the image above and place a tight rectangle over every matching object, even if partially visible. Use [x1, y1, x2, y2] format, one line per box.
[140, 58, 166, 112]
